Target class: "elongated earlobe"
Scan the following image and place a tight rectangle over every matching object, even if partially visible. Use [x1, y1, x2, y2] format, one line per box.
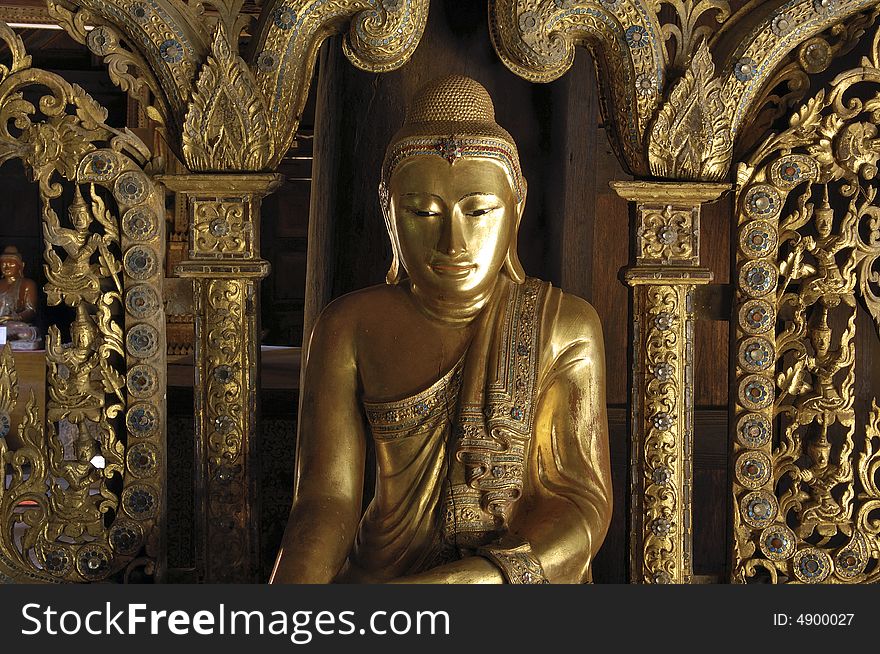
[386, 252, 402, 285]
[504, 182, 527, 284]
[381, 183, 403, 285]
[504, 237, 525, 284]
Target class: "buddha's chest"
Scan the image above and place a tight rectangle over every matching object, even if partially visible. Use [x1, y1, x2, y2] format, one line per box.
[356, 319, 474, 403]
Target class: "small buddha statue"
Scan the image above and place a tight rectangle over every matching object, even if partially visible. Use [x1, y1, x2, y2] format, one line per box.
[0, 245, 41, 349]
[271, 76, 612, 584]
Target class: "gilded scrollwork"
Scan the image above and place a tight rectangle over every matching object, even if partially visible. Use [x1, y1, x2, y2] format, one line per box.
[489, 0, 880, 180]
[636, 204, 696, 265]
[203, 278, 247, 578]
[167, 174, 280, 582]
[49, 1, 429, 172]
[638, 284, 686, 584]
[716, 0, 880, 144]
[0, 19, 166, 583]
[0, 346, 18, 440]
[47, 1, 179, 134]
[191, 199, 250, 256]
[732, 30, 880, 582]
[734, 8, 880, 161]
[616, 181, 724, 583]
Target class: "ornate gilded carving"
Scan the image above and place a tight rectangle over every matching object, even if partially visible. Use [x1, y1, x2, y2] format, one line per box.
[0, 20, 166, 582]
[638, 283, 689, 584]
[659, 1, 730, 72]
[615, 181, 726, 583]
[732, 30, 880, 582]
[636, 203, 697, 265]
[648, 41, 731, 180]
[191, 199, 250, 257]
[490, 0, 880, 180]
[253, 0, 430, 161]
[735, 8, 880, 160]
[182, 25, 273, 171]
[717, 0, 879, 145]
[0, 345, 18, 441]
[47, 1, 180, 135]
[489, 0, 665, 175]
[50, 1, 429, 171]
[165, 174, 281, 582]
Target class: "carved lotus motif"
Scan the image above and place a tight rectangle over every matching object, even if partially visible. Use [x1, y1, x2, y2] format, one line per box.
[19, 119, 93, 193]
[834, 122, 880, 179]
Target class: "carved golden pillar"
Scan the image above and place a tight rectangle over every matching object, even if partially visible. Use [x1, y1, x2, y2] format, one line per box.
[159, 174, 282, 583]
[612, 182, 728, 584]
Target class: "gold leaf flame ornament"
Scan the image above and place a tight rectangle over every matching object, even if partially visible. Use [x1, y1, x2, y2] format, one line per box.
[649, 40, 732, 181]
[182, 25, 273, 171]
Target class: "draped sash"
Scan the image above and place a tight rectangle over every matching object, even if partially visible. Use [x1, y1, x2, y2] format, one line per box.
[340, 276, 548, 582]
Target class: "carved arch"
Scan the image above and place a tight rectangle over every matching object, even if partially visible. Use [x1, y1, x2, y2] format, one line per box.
[489, 0, 666, 177]
[489, 0, 880, 181]
[251, 0, 430, 160]
[50, 1, 430, 172]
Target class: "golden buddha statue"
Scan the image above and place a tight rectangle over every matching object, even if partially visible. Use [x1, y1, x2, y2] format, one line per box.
[0, 245, 40, 348]
[271, 76, 611, 584]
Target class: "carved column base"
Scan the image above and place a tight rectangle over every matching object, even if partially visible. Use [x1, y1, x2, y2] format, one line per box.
[613, 181, 728, 584]
[160, 173, 281, 583]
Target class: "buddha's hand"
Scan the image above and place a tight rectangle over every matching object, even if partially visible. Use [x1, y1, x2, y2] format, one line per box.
[386, 557, 505, 584]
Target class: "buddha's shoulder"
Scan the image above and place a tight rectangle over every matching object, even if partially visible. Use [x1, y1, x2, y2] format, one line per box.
[315, 284, 406, 331]
[537, 283, 603, 349]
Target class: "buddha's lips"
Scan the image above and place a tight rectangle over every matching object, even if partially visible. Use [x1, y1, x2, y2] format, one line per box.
[430, 262, 476, 275]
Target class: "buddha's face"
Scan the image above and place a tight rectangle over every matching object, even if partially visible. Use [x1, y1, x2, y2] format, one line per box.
[388, 156, 521, 303]
[0, 257, 23, 281]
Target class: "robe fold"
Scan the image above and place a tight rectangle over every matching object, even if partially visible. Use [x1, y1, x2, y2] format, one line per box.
[338, 276, 610, 583]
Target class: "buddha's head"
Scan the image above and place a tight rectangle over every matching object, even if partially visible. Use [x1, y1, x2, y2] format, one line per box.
[0, 246, 25, 281]
[380, 76, 526, 306]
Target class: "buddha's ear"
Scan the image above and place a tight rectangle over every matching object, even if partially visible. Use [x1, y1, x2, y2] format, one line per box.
[386, 250, 403, 285]
[504, 178, 527, 284]
[380, 181, 403, 285]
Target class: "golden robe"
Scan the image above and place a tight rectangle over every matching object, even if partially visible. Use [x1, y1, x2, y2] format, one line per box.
[339, 277, 611, 583]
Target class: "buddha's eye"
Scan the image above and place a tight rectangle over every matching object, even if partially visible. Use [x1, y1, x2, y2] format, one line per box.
[406, 207, 440, 218]
[465, 206, 500, 218]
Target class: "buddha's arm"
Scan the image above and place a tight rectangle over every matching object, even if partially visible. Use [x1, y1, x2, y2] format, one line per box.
[387, 557, 504, 584]
[510, 299, 612, 583]
[270, 302, 366, 584]
[17, 279, 38, 321]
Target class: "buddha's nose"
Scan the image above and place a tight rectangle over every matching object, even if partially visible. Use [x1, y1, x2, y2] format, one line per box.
[438, 210, 467, 256]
